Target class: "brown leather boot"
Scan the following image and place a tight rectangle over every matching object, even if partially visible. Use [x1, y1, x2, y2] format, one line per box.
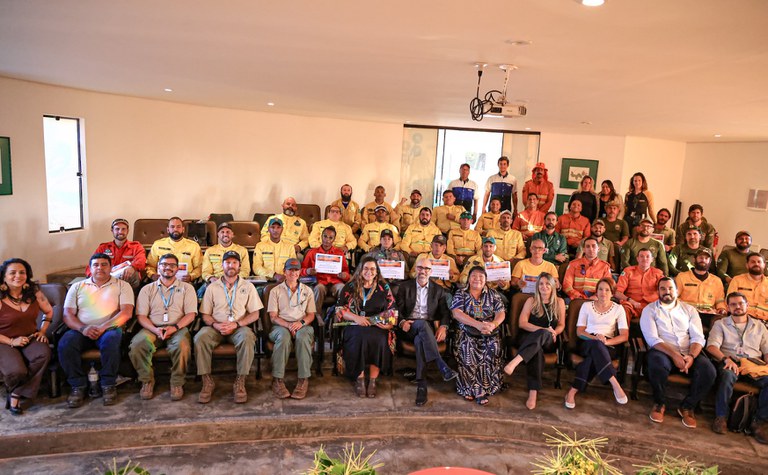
[291, 378, 309, 400]
[198, 374, 215, 404]
[272, 378, 291, 399]
[140, 380, 154, 400]
[233, 375, 248, 404]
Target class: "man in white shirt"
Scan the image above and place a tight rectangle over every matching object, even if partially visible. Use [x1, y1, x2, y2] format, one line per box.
[640, 277, 716, 429]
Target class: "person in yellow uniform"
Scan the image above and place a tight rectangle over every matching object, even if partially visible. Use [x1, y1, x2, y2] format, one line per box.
[475, 197, 502, 236]
[260, 197, 309, 254]
[252, 218, 297, 281]
[394, 189, 422, 234]
[358, 206, 400, 252]
[459, 237, 511, 292]
[202, 222, 251, 286]
[308, 205, 357, 251]
[448, 211, 483, 268]
[399, 207, 442, 265]
[146, 217, 203, 283]
[433, 189, 464, 234]
[360, 185, 399, 227]
[727, 252, 768, 321]
[411, 235, 460, 291]
[329, 184, 361, 234]
[511, 238, 559, 294]
[486, 210, 526, 261]
[675, 248, 726, 321]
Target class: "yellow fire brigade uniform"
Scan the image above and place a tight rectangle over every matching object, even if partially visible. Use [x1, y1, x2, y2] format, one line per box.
[146, 237, 203, 280]
[202, 243, 251, 281]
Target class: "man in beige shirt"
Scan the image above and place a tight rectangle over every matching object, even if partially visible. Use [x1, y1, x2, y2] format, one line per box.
[329, 184, 362, 234]
[433, 189, 464, 234]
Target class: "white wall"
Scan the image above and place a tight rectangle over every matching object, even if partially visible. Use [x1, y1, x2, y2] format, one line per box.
[680, 142, 768, 251]
[0, 77, 403, 277]
[621, 136, 687, 217]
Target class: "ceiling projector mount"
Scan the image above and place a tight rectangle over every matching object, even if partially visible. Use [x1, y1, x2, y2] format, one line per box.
[470, 63, 527, 121]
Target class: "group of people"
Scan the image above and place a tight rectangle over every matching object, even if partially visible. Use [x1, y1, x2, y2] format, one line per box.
[2, 158, 767, 446]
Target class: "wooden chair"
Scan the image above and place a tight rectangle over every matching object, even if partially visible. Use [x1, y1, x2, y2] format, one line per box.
[296, 203, 322, 229]
[133, 219, 169, 250]
[39, 283, 67, 397]
[228, 221, 261, 249]
[253, 213, 271, 228]
[209, 213, 234, 228]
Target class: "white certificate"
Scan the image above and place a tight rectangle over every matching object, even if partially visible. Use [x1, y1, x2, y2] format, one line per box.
[378, 259, 405, 280]
[485, 261, 511, 282]
[429, 259, 450, 279]
[175, 262, 189, 280]
[315, 253, 343, 275]
[520, 274, 539, 293]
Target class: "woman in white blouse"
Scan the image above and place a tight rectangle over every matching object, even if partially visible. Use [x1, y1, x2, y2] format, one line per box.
[564, 277, 629, 409]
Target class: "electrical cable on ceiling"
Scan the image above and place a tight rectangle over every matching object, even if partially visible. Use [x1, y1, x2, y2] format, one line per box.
[469, 69, 502, 121]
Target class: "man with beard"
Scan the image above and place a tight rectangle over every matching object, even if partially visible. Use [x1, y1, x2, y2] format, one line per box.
[532, 212, 568, 265]
[556, 199, 591, 257]
[448, 211, 483, 268]
[459, 237, 511, 293]
[718, 231, 768, 284]
[399, 207, 442, 264]
[146, 217, 203, 283]
[669, 226, 712, 277]
[475, 198, 502, 236]
[616, 248, 663, 323]
[602, 202, 630, 247]
[448, 163, 479, 219]
[394, 189, 423, 233]
[195, 251, 261, 404]
[253, 218, 297, 282]
[513, 193, 546, 241]
[676, 204, 717, 250]
[675, 248, 726, 318]
[652, 208, 676, 253]
[202, 222, 250, 287]
[563, 237, 611, 301]
[620, 218, 668, 275]
[86, 218, 146, 288]
[706, 292, 768, 441]
[329, 184, 361, 234]
[261, 197, 310, 255]
[575, 219, 616, 271]
[728, 253, 768, 321]
[486, 210, 526, 261]
[641, 278, 715, 429]
[302, 226, 350, 312]
[433, 189, 464, 234]
[358, 206, 400, 253]
[410, 235, 459, 291]
[521, 162, 554, 213]
[361, 185, 399, 227]
[308, 205, 357, 251]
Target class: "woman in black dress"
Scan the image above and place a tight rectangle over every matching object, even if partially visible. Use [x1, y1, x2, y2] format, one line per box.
[569, 176, 599, 223]
[624, 172, 655, 232]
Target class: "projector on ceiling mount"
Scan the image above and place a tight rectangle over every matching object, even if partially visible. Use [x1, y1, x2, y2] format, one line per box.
[488, 102, 527, 118]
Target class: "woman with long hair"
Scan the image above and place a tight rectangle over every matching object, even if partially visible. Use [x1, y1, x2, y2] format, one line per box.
[624, 172, 655, 230]
[0, 258, 53, 415]
[564, 278, 629, 409]
[503, 273, 565, 409]
[569, 175, 599, 223]
[598, 179, 623, 219]
[337, 255, 396, 398]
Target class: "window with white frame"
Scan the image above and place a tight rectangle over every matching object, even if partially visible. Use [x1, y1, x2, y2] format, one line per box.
[43, 115, 85, 232]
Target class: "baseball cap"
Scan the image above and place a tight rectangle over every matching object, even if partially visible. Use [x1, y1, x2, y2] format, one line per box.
[483, 237, 496, 245]
[374, 205, 388, 213]
[432, 235, 447, 245]
[217, 222, 232, 231]
[380, 229, 394, 239]
[500, 210, 513, 217]
[736, 230, 751, 239]
[695, 248, 712, 257]
[268, 217, 284, 227]
[111, 218, 129, 228]
[639, 218, 654, 225]
[410, 189, 422, 196]
[460, 211, 473, 220]
[284, 258, 301, 271]
[683, 224, 701, 234]
[533, 162, 547, 171]
[222, 250, 241, 262]
[593, 219, 605, 226]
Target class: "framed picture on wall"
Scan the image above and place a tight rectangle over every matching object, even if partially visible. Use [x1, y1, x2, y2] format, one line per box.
[559, 158, 598, 189]
[0, 137, 12, 196]
[555, 194, 571, 216]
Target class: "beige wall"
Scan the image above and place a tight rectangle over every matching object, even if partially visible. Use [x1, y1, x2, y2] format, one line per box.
[621, 136, 687, 216]
[0, 77, 403, 277]
[681, 142, 768, 251]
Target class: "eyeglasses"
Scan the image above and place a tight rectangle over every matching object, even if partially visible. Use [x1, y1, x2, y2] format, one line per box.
[531, 246, 546, 251]
[415, 266, 432, 271]
[159, 262, 178, 268]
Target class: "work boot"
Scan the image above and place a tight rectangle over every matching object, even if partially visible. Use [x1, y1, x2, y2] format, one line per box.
[649, 404, 665, 423]
[140, 380, 154, 400]
[170, 385, 184, 402]
[712, 416, 727, 434]
[272, 378, 291, 399]
[198, 374, 215, 404]
[753, 421, 768, 445]
[233, 375, 248, 404]
[291, 378, 309, 400]
[678, 407, 697, 429]
[102, 386, 118, 406]
[67, 386, 87, 409]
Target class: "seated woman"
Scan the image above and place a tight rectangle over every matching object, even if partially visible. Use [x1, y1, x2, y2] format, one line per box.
[564, 277, 629, 409]
[337, 256, 396, 398]
[450, 266, 506, 406]
[502, 273, 565, 410]
[0, 258, 53, 415]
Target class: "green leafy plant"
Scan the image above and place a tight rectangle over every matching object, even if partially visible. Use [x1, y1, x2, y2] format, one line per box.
[102, 458, 161, 475]
[304, 443, 383, 475]
[531, 427, 622, 475]
[634, 451, 718, 475]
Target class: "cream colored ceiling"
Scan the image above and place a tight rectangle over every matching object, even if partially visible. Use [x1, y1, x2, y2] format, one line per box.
[1, 0, 767, 141]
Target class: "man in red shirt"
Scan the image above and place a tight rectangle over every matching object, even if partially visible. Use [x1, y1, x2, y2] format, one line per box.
[301, 226, 350, 313]
[555, 199, 591, 257]
[86, 218, 146, 288]
[563, 237, 611, 300]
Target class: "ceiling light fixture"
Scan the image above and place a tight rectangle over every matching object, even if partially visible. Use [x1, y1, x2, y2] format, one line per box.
[164, 88, 173, 92]
[579, 0, 605, 6]
[505, 40, 532, 46]
[267, 102, 275, 106]
[714, 134, 722, 138]
[525, 127, 532, 130]
[581, 121, 592, 125]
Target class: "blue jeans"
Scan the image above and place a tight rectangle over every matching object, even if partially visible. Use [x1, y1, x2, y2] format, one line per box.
[715, 367, 768, 421]
[647, 348, 716, 409]
[58, 328, 123, 388]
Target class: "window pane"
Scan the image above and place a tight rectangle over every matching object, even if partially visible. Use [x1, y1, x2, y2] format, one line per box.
[43, 116, 83, 232]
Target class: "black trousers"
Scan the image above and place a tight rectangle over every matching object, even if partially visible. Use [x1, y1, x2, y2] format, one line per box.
[399, 320, 443, 381]
[516, 329, 556, 391]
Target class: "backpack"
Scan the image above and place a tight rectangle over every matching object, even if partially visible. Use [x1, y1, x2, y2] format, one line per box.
[186, 221, 209, 245]
[728, 393, 757, 434]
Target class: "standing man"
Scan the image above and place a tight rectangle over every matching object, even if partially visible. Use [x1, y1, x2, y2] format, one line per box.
[399, 207, 442, 264]
[87, 218, 146, 288]
[675, 248, 727, 316]
[202, 222, 250, 288]
[447, 211, 483, 268]
[555, 199, 591, 257]
[448, 163, 479, 219]
[615, 249, 664, 323]
[261, 197, 310, 255]
[361, 185, 399, 227]
[718, 231, 768, 284]
[411, 235, 460, 291]
[620, 218, 669, 275]
[641, 278, 716, 429]
[433, 189, 464, 234]
[521, 162, 554, 212]
[302, 226, 350, 314]
[59, 253, 135, 408]
[513, 193, 546, 241]
[146, 217, 203, 283]
[195, 251, 262, 404]
[652, 208, 676, 253]
[676, 204, 717, 250]
[728, 252, 768, 321]
[329, 184, 361, 234]
[394, 189, 423, 233]
[252, 218, 297, 281]
[358, 206, 400, 253]
[533, 212, 568, 266]
[562, 237, 611, 301]
[397, 258, 457, 406]
[308, 205, 357, 251]
[475, 198, 502, 236]
[129, 253, 197, 401]
[483, 156, 518, 216]
[268, 258, 316, 400]
[706, 292, 768, 442]
[486, 210, 526, 261]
